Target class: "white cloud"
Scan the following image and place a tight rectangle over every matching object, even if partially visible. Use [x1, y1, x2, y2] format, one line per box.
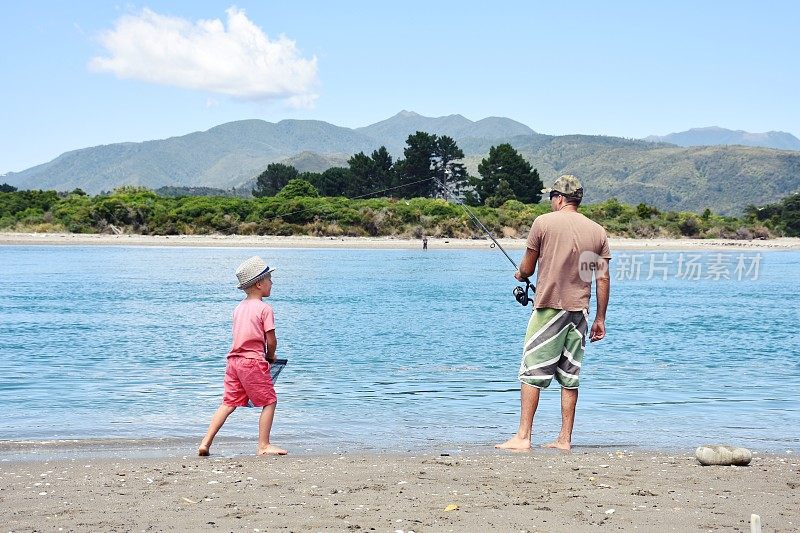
[89, 6, 318, 106]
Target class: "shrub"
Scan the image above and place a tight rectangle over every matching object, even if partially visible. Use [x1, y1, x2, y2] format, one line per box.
[276, 179, 319, 199]
[600, 198, 624, 218]
[636, 203, 659, 219]
[679, 216, 700, 236]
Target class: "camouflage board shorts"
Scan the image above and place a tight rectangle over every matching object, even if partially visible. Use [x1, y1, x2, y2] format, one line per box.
[518, 307, 588, 389]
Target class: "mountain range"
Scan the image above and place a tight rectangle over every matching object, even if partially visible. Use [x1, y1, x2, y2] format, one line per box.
[645, 126, 800, 151]
[3, 111, 799, 215]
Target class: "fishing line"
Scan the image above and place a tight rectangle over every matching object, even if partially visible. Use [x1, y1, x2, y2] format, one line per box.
[251, 171, 536, 305]
[434, 177, 535, 305]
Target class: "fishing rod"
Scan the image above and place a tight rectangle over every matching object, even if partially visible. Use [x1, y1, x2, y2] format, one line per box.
[436, 177, 535, 306]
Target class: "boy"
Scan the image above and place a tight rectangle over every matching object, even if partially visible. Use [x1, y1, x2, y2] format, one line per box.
[198, 256, 287, 456]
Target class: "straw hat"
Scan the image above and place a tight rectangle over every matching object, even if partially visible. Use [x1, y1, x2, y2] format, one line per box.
[236, 256, 276, 289]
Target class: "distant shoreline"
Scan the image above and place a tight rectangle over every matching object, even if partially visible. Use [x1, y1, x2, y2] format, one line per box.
[1, 231, 799, 250]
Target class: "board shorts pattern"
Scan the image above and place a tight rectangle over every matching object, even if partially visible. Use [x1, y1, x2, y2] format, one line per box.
[223, 356, 277, 407]
[519, 307, 588, 389]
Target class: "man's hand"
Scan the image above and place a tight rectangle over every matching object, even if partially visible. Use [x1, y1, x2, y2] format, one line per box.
[589, 319, 606, 342]
[265, 352, 276, 364]
[514, 248, 538, 282]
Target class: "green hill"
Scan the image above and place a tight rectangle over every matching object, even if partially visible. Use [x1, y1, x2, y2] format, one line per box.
[474, 135, 800, 214]
[3, 120, 378, 193]
[3, 112, 799, 214]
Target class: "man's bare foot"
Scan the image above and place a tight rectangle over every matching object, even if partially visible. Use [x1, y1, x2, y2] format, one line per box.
[257, 444, 288, 456]
[542, 440, 571, 451]
[495, 435, 531, 450]
[198, 444, 210, 456]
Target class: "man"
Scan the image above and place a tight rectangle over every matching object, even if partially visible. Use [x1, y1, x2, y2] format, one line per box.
[497, 175, 611, 451]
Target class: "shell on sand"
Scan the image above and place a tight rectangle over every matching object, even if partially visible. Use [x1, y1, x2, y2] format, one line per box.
[695, 445, 752, 466]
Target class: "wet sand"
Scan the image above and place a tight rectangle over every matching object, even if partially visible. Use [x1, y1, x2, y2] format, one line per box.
[1, 446, 797, 532]
[1, 231, 799, 251]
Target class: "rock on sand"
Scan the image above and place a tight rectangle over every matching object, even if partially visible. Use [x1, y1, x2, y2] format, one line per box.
[695, 445, 752, 466]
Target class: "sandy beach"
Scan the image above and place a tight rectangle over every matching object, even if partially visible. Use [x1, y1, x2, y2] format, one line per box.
[1, 444, 797, 532]
[1, 231, 799, 251]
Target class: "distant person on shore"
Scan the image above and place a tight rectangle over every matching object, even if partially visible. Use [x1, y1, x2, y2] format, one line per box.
[497, 175, 611, 451]
[423, 236, 428, 250]
[199, 256, 287, 456]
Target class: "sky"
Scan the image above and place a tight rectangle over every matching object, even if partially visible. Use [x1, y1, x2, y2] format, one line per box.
[2, 1, 799, 175]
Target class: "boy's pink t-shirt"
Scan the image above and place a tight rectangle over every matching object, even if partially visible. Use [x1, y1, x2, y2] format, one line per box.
[227, 299, 275, 360]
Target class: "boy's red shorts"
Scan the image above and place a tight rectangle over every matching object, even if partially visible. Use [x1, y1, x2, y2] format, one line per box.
[223, 356, 277, 407]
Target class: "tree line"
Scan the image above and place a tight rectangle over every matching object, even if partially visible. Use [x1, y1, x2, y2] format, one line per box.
[744, 193, 800, 237]
[0, 185, 782, 240]
[252, 132, 544, 207]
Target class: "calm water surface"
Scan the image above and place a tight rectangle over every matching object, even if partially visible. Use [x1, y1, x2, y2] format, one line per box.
[0, 245, 798, 452]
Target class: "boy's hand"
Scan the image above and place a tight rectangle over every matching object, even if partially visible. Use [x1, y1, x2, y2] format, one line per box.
[265, 330, 277, 363]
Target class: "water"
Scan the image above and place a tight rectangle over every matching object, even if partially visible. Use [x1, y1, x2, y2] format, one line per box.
[0, 245, 798, 452]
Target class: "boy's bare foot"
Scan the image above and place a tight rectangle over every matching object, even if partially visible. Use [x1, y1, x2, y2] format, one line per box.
[495, 435, 531, 450]
[198, 444, 210, 456]
[542, 440, 571, 451]
[257, 444, 288, 456]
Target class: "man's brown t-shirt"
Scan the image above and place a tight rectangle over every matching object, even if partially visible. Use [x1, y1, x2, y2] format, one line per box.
[525, 210, 611, 311]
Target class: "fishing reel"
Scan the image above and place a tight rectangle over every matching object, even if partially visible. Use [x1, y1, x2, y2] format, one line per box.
[513, 280, 534, 306]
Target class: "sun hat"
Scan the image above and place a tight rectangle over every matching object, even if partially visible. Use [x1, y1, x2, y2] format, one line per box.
[235, 256, 276, 289]
[542, 174, 584, 200]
